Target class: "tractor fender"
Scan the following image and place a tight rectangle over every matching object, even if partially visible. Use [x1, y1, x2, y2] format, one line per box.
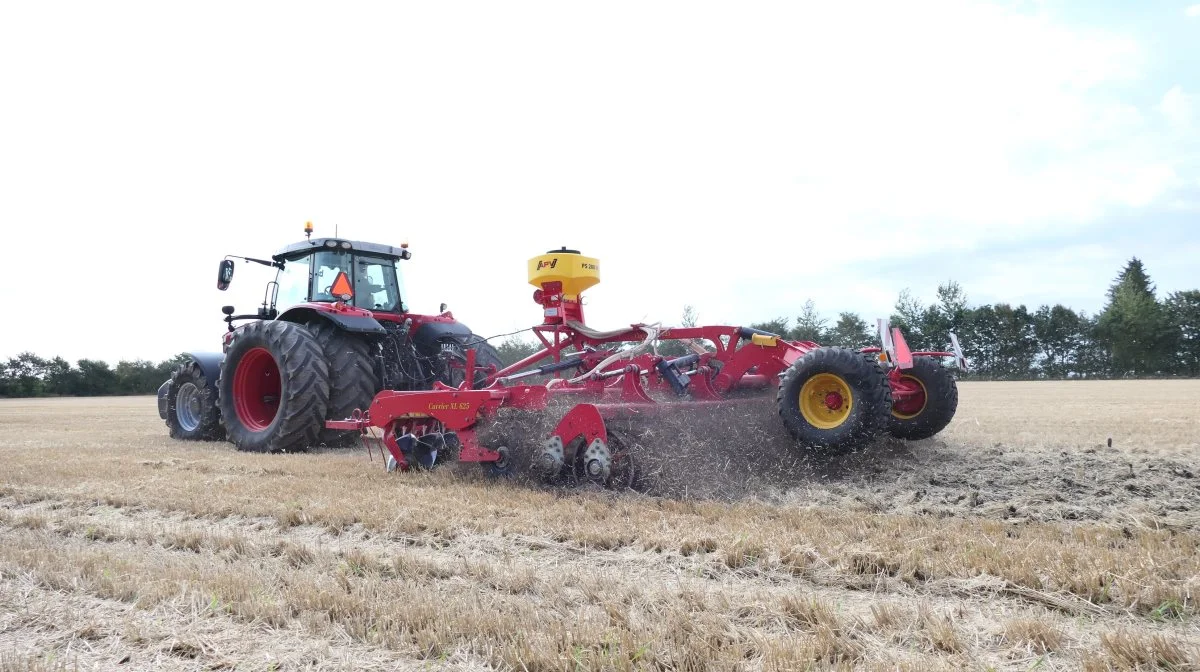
[277, 305, 387, 336]
[411, 320, 473, 355]
[157, 352, 224, 420]
[157, 380, 170, 419]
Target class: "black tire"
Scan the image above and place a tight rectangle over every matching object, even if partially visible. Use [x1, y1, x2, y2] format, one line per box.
[218, 321, 330, 454]
[435, 334, 505, 389]
[887, 356, 958, 440]
[307, 320, 380, 446]
[166, 360, 224, 441]
[776, 346, 892, 452]
[467, 335, 504, 385]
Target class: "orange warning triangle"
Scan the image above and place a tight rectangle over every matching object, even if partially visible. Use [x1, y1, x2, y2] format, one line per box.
[330, 271, 353, 298]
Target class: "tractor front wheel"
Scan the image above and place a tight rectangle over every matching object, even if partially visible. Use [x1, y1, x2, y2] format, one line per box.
[887, 356, 958, 440]
[219, 321, 330, 453]
[776, 347, 892, 452]
[166, 360, 224, 441]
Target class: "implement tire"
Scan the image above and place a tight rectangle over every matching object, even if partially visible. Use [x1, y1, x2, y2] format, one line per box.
[307, 320, 379, 446]
[776, 346, 892, 452]
[887, 356, 958, 440]
[219, 321, 330, 453]
[166, 360, 224, 441]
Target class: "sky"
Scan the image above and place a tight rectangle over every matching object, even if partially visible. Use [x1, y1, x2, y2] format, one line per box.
[1, 0, 1198, 364]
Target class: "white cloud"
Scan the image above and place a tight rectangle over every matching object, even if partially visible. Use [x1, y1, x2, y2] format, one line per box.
[1186, 4, 1200, 18]
[1158, 85, 1197, 129]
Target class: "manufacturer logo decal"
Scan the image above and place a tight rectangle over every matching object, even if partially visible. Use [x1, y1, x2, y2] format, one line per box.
[427, 402, 471, 411]
[536, 258, 558, 270]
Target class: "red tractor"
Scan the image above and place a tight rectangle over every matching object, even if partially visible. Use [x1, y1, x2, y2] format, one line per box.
[157, 224, 502, 453]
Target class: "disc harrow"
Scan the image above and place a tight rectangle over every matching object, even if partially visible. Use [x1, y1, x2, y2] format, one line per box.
[326, 248, 968, 487]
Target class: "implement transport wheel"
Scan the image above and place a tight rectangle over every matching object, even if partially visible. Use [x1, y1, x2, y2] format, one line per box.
[887, 356, 958, 440]
[166, 360, 224, 441]
[219, 321, 330, 453]
[777, 346, 891, 452]
[307, 319, 379, 446]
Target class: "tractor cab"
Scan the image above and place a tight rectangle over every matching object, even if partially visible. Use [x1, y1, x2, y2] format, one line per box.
[269, 238, 411, 314]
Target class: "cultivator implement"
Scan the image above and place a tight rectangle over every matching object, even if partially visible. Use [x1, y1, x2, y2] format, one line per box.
[327, 248, 966, 486]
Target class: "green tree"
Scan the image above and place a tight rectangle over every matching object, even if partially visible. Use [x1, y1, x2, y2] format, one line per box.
[659, 305, 701, 357]
[890, 289, 928, 350]
[749, 317, 791, 337]
[1032, 304, 1088, 378]
[44, 357, 80, 395]
[153, 353, 192, 383]
[992, 304, 1038, 379]
[1074, 313, 1111, 379]
[826, 312, 874, 349]
[959, 304, 1000, 377]
[75, 359, 118, 396]
[790, 300, 828, 343]
[494, 335, 541, 368]
[926, 281, 969, 348]
[4, 353, 48, 397]
[115, 359, 164, 394]
[1166, 289, 1200, 376]
[1096, 258, 1171, 376]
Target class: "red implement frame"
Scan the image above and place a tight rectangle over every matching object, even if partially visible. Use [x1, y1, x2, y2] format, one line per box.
[326, 322, 822, 470]
[327, 320, 955, 471]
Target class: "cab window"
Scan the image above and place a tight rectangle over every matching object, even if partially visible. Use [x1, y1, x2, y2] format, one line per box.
[353, 255, 403, 312]
[275, 256, 311, 309]
[312, 251, 353, 301]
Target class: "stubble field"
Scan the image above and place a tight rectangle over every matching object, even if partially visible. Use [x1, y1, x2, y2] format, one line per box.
[1, 380, 1198, 671]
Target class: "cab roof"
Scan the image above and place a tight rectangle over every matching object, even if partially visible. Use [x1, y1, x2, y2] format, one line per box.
[272, 238, 409, 262]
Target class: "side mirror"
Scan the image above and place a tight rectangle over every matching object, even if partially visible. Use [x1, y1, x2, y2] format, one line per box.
[222, 305, 235, 316]
[217, 260, 235, 290]
[439, 302, 448, 313]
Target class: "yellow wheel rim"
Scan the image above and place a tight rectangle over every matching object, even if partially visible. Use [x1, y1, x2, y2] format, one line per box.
[799, 373, 854, 429]
[891, 374, 928, 420]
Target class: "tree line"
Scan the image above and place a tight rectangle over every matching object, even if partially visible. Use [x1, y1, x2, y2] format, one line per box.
[748, 257, 1198, 379]
[0, 354, 191, 398]
[2, 258, 1195, 397]
[496, 258, 1199, 380]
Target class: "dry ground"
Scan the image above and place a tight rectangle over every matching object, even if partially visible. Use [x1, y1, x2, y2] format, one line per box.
[1, 380, 1198, 671]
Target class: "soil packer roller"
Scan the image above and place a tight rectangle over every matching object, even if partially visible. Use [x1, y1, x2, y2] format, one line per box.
[328, 248, 968, 486]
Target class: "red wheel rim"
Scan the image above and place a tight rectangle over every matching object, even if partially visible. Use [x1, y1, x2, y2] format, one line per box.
[233, 347, 281, 431]
[891, 375, 927, 419]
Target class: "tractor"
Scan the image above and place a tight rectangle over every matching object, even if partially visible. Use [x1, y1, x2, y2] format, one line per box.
[156, 223, 503, 453]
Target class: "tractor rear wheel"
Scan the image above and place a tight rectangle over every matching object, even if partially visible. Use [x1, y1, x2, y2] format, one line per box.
[776, 346, 892, 452]
[435, 334, 504, 389]
[887, 356, 958, 440]
[307, 320, 379, 446]
[166, 360, 224, 441]
[219, 321, 330, 453]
